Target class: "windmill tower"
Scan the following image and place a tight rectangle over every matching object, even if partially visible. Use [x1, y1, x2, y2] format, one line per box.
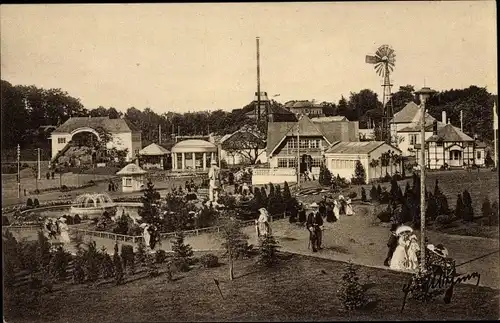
[366, 45, 396, 143]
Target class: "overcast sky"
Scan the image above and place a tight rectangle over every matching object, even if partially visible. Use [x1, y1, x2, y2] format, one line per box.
[1, 2, 497, 114]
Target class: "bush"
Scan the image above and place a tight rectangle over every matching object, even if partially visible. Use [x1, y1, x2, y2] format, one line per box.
[60, 185, 69, 192]
[348, 192, 357, 199]
[257, 235, 280, 267]
[100, 249, 115, 279]
[135, 240, 147, 264]
[33, 198, 40, 207]
[26, 198, 33, 208]
[370, 185, 379, 202]
[155, 249, 168, 264]
[352, 160, 366, 185]
[200, 253, 219, 268]
[113, 243, 125, 285]
[50, 246, 71, 281]
[337, 263, 367, 311]
[361, 187, 367, 202]
[83, 241, 102, 282]
[73, 214, 81, 224]
[120, 244, 135, 273]
[171, 232, 193, 272]
[377, 206, 392, 223]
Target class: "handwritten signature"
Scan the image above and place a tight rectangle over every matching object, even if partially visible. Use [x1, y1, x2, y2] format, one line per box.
[400, 269, 481, 312]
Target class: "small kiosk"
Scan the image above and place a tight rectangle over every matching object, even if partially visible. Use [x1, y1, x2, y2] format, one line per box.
[116, 163, 147, 193]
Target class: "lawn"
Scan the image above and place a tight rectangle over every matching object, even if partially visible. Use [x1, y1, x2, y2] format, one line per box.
[4, 252, 498, 322]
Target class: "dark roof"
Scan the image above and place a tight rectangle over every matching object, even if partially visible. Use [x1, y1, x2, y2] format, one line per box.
[399, 120, 446, 132]
[325, 141, 400, 154]
[391, 102, 435, 124]
[284, 100, 324, 109]
[52, 117, 139, 134]
[426, 124, 474, 142]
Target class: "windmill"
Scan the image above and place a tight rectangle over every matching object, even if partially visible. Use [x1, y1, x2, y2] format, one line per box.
[366, 44, 396, 142]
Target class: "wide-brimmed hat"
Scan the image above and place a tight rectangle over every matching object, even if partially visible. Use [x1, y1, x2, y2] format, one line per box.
[139, 223, 148, 228]
[309, 202, 319, 208]
[211, 160, 217, 165]
[58, 217, 66, 223]
[427, 244, 449, 258]
[395, 225, 413, 236]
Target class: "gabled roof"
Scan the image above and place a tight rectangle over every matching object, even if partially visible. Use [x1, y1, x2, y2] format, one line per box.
[391, 102, 435, 124]
[267, 115, 328, 156]
[426, 124, 474, 142]
[312, 116, 348, 122]
[221, 130, 266, 150]
[325, 141, 401, 155]
[52, 117, 139, 134]
[284, 100, 324, 109]
[116, 163, 147, 175]
[139, 143, 170, 156]
[399, 120, 446, 132]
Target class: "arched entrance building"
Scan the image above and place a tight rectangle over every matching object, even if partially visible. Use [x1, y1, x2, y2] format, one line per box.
[50, 116, 142, 162]
[171, 139, 218, 172]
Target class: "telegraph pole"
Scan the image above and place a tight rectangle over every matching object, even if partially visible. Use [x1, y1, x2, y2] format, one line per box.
[494, 99, 498, 168]
[159, 124, 162, 145]
[37, 148, 41, 180]
[415, 86, 436, 272]
[296, 120, 301, 191]
[17, 144, 21, 198]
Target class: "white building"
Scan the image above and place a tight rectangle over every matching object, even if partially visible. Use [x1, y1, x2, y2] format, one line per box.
[138, 143, 170, 170]
[50, 116, 142, 162]
[116, 163, 147, 193]
[171, 139, 218, 172]
[324, 141, 402, 182]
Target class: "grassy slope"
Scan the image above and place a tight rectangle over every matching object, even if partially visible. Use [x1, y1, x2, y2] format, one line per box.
[5, 253, 498, 322]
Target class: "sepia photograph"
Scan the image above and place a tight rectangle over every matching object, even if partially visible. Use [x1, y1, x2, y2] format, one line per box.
[1, 2, 498, 322]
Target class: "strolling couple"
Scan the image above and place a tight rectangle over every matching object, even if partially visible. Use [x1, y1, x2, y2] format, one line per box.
[384, 224, 420, 271]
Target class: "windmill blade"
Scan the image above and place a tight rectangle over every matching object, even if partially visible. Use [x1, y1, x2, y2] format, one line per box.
[365, 55, 379, 64]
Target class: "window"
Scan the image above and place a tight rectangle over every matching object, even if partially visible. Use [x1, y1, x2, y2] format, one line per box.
[177, 154, 182, 169]
[436, 141, 443, 146]
[311, 158, 322, 167]
[278, 158, 288, 168]
[477, 151, 482, 159]
[409, 134, 418, 145]
[287, 138, 297, 149]
[58, 137, 66, 144]
[299, 139, 309, 149]
[124, 178, 132, 187]
[309, 139, 320, 149]
[289, 158, 297, 168]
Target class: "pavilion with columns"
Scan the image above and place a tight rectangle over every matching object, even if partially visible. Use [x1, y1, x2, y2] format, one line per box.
[171, 139, 218, 172]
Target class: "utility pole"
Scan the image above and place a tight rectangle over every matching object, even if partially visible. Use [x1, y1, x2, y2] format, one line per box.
[296, 120, 301, 190]
[37, 148, 41, 180]
[17, 144, 21, 198]
[494, 98, 498, 168]
[415, 86, 436, 272]
[256, 36, 261, 122]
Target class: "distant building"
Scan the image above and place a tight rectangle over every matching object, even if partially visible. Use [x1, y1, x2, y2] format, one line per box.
[324, 141, 402, 182]
[138, 143, 171, 170]
[266, 115, 359, 176]
[116, 163, 147, 193]
[414, 123, 486, 169]
[219, 128, 267, 165]
[50, 116, 142, 162]
[170, 139, 218, 172]
[244, 92, 297, 123]
[284, 100, 325, 118]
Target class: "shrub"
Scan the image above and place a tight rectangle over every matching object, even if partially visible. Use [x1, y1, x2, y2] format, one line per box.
[135, 239, 147, 264]
[319, 165, 332, 186]
[337, 263, 366, 311]
[352, 160, 366, 185]
[33, 198, 40, 207]
[481, 197, 492, 219]
[83, 241, 102, 282]
[348, 192, 357, 199]
[121, 244, 135, 273]
[155, 249, 168, 264]
[361, 187, 367, 202]
[100, 248, 115, 279]
[50, 246, 71, 281]
[146, 252, 160, 277]
[377, 206, 392, 223]
[200, 253, 219, 268]
[26, 198, 33, 208]
[370, 185, 378, 202]
[257, 235, 280, 267]
[113, 243, 124, 285]
[171, 232, 193, 272]
[60, 185, 68, 192]
[73, 214, 81, 224]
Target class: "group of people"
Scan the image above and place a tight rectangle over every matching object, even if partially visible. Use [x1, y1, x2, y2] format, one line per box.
[43, 217, 71, 244]
[141, 223, 161, 250]
[384, 224, 420, 271]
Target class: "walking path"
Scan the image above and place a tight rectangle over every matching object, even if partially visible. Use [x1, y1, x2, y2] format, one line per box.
[11, 203, 499, 289]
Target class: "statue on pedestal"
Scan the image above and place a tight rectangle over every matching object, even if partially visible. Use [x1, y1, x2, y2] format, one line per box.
[208, 160, 221, 202]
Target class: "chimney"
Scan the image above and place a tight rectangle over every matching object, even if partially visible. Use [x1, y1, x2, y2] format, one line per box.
[442, 110, 446, 124]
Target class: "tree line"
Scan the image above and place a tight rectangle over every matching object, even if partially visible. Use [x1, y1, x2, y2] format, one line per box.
[2, 79, 495, 150]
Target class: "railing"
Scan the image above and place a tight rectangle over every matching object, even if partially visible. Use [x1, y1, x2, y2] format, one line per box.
[252, 168, 297, 176]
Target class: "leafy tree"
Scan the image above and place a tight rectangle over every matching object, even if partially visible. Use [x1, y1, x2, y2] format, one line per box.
[221, 128, 266, 165]
[139, 180, 161, 227]
[369, 159, 380, 179]
[257, 235, 280, 267]
[348, 89, 383, 125]
[337, 96, 349, 117]
[389, 85, 415, 114]
[171, 231, 193, 272]
[352, 160, 366, 185]
[319, 164, 332, 186]
[220, 218, 249, 280]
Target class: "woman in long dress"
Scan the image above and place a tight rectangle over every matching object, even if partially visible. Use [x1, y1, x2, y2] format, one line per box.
[407, 234, 420, 270]
[345, 198, 354, 216]
[390, 232, 411, 270]
[58, 218, 71, 244]
[333, 200, 340, 222]
[256, 207, 272, 238]
[142, 224, 151, 249]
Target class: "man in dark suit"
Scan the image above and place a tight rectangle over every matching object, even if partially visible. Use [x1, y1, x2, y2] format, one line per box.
[384, 223, 399, 266]
[306, 203, 324, 252]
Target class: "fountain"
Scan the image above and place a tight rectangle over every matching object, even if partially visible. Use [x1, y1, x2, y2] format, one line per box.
[70, 193, 117, 218]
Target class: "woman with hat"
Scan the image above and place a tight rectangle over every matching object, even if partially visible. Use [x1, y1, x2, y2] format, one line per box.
[389, 225, 413, 270]
[58, 217, 71, 244]
[255, 207, 272, 238]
